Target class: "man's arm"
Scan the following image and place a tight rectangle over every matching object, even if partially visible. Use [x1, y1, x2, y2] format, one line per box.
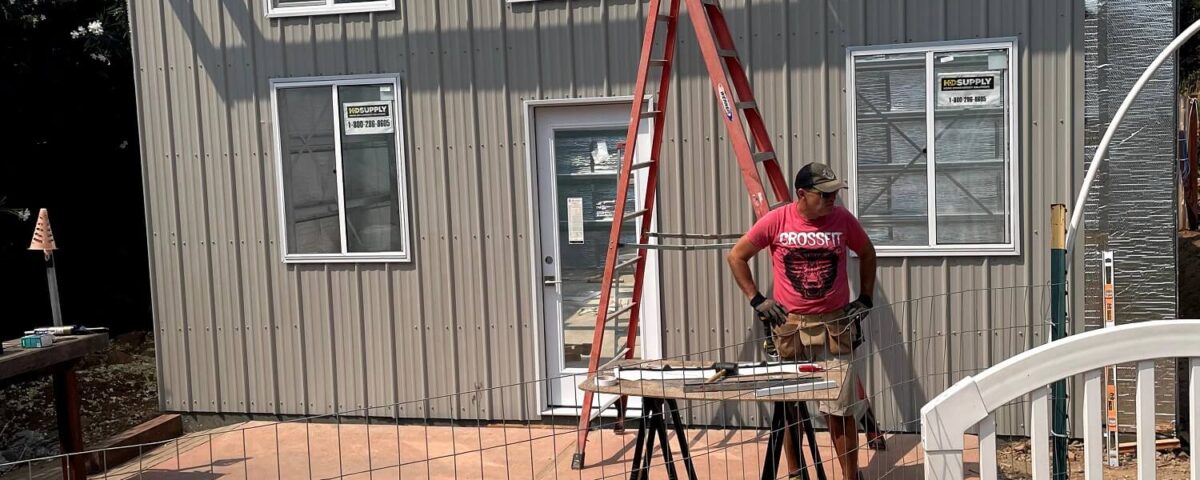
[726, 235, 765, 300]
[856, 238, 877, 298]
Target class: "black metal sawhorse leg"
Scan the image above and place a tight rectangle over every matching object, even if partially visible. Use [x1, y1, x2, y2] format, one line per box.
[762, 402, 827, 480]
[628, 398, 698, 480]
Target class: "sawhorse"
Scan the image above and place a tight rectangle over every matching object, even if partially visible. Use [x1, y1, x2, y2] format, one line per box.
[627, 398, 827, 480]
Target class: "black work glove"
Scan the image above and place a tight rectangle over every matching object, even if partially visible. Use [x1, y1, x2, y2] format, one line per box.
[750, 293, 788, 328]
[846, 294, 872, 348]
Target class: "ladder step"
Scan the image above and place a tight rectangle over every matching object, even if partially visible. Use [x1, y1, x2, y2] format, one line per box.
[639, 110, 661, 119]
[717, 48, 738, 58]
[622, 209, 650, 221]
[630, 160, 654, 171]
[753, 152, 776, 163]
[649, 59, 669, 67]
[656, 13, 673, 22]
[622, 242, 737, 251]
[769, 201, 791, 210]
[608, 302, 637, 318]
[736, 101, 757, 110]
[615, 255, 641, 270]
[700, 0, 720, 6]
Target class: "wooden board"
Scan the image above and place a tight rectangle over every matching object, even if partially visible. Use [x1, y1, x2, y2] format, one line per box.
[0, 334, 108, 383]
[579, 359, 845, 402]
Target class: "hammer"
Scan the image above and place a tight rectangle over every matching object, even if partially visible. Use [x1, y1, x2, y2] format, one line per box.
[704, 362, 738, 384]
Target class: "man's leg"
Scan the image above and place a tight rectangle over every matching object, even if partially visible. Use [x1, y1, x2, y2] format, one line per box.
[784, 427, 802, 474]
[827, 413, 859, 480]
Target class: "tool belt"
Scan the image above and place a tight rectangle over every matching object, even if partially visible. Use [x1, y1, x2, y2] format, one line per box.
[771, 310, 856, 359]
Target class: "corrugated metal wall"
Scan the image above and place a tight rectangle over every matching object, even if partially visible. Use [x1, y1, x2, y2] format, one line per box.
[129, 0, 1088, 434]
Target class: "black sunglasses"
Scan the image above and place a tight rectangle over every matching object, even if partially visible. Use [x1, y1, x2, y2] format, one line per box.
[805, 189, 838, 199]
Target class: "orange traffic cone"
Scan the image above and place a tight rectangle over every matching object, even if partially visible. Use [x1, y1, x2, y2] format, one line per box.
[28, 208, 57, 260]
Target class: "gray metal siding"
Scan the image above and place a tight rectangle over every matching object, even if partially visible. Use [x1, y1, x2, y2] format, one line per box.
[130, 0, 1090, 433]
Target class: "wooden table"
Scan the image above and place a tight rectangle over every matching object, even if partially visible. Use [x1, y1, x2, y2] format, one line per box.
[579, 359, 844, 480]
[0, 334, 109, 480]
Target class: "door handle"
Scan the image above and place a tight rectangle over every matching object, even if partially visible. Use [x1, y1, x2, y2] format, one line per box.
[543, 275, 562, 286]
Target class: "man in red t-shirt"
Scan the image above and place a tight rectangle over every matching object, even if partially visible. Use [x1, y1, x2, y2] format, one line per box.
[727, 162, 877, 480]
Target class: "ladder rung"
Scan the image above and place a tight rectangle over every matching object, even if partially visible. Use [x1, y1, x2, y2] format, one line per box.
[717, 48, 738, 58]
[649, 59, 669, 67]
[608, 302, 637, 318]
[640, 110, 661, 119]
[656, 13, 673, 22]
[622, 242, 737, 251]
[648, 232, 743, 240]
[615, 255, 641, 270]
[753, 152, 776, 163]
[630, 160, 654, 170]
[623, 209, 650, 221]
[769, 201, 791, 210]
[736, 101, 757, 110]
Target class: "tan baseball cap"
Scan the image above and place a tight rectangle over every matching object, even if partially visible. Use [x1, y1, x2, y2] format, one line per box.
[794, 162, 847, 193]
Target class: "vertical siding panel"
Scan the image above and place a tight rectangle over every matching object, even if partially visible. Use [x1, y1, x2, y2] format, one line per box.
[361, 265, 395, 417]
[473, 0, 523, 420]
[282, 19, 316, 76]
[263, 16, 307, 416]
[505, 1, 541, 418]
[375, 5, 426, 420]
[223, 0, 277, 415]
[313, 17, 344, 76]
[134, 0, 190, 413]
[344, 16, 375, 76]
[330, 267, 364, 413]
[195, 0, 248, 413]
[299, 266, 335, 414]
[538, 3, 572, 98]
[167, 0, 218, 413]
[606, 0, 640, 97]
[440, 0, 489, 420]
[407, 0, 456, 419]
[571, 0, 606, 98]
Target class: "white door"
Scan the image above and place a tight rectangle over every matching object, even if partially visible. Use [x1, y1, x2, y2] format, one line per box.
[533, 102, 662, 409]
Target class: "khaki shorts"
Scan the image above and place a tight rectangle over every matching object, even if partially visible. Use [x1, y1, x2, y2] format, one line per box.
[771, 311, 862, 418]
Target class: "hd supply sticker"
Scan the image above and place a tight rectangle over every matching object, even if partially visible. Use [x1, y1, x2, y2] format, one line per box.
[343, 101, 395, 135]
[937, 72, 1000, 108]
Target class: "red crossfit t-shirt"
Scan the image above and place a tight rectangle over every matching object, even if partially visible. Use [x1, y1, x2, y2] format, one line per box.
[746, 205, 870, 314]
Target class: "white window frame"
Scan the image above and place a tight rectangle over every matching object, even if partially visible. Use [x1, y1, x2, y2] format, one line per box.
[265, 0, 394, 19]
[846, 38, 1020, 257]
[270, 73, 412, 263]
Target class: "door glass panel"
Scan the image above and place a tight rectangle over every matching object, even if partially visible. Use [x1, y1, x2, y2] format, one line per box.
[554, 128, 639, 369]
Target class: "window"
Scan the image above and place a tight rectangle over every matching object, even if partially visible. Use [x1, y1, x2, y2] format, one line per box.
[270, 75, 410, 263]
[847, 39, 1018, 256]
[266, 0, 394, 18]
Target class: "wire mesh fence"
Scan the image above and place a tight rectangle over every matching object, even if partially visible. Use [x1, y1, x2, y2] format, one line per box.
[0, 283, 1080, 480]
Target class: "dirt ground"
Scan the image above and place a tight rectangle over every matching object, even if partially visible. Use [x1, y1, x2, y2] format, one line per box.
[1181, 231, 1200, 319]
[0, 331, 159, 468]
[996, 438, 1191, 479]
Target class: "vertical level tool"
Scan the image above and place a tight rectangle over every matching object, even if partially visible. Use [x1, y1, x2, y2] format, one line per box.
[1103, 250, 1119, 467]
[570, 0, 881, 468]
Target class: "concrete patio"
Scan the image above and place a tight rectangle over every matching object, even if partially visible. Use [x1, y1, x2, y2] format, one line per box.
[3, 421, 982, 479]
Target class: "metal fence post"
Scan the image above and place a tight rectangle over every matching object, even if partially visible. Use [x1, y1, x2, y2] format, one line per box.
[1051, 203, 1069, 479]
